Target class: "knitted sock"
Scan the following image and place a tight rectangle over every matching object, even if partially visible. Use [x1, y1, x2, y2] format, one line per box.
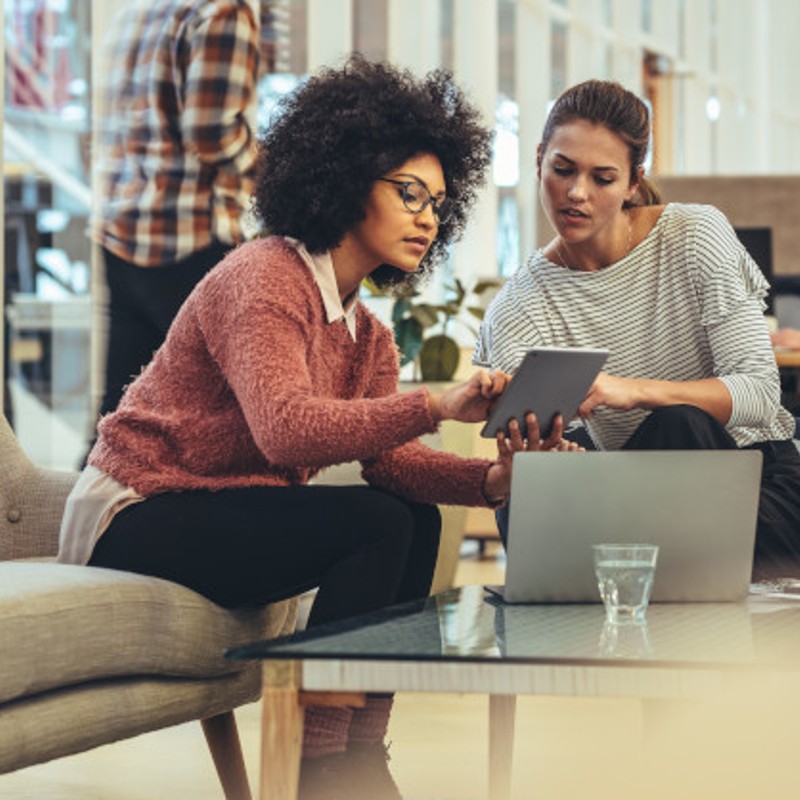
[348, 693, 394, 744]
[302, 705, 353, 758]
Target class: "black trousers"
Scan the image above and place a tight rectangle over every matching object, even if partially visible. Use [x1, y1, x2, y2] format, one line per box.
[89, 484, 441, 628]
[497, 406, 800, 579]
[623, 405, 800, 580]
[98, 242, 231, 419]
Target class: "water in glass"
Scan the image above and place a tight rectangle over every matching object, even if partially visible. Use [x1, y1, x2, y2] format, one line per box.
[593, 544, 659, 624]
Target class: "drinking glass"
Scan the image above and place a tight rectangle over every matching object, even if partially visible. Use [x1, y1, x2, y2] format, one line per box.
[593, 543, 659, 624]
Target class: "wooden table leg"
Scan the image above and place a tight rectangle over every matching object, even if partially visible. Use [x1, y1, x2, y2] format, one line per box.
[488, 694, 516, 800]
[260, 661, 303, 800]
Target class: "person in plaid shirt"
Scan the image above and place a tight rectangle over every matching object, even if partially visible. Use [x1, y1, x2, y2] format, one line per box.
[89, 0, 260, 446]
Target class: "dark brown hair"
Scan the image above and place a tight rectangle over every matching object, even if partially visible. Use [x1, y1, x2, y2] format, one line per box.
[540, 79, 661, 207]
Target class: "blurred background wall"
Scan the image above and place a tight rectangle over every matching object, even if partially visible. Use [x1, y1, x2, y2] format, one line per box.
[2, 0, 799, 467]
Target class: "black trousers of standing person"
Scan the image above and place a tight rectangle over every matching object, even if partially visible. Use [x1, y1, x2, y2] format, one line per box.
[89, 484, 441, 628]
[80, 243, 232, 468]
[99, 242, 231, 420]
[496, 405, 800, 580]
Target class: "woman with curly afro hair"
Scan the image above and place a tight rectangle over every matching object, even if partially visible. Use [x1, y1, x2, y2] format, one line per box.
[255, 56, 491, 292]
[59, 55, 576, 799]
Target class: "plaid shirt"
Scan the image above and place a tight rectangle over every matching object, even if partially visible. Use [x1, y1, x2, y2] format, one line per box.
[91, 0, 259, 267]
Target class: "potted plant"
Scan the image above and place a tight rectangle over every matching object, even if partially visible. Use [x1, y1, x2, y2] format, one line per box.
[365, 277, 503, 382]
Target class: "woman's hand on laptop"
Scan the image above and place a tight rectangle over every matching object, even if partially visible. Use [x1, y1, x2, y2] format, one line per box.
[482, 413, 583, 504]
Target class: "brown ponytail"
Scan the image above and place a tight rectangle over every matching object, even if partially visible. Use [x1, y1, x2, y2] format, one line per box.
[632, 174, 662, 207]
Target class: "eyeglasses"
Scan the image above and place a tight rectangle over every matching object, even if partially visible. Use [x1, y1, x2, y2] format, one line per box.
[377, 178, 452, 223]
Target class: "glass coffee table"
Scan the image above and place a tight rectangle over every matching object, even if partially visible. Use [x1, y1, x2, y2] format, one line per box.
[228, 584, 800, 800]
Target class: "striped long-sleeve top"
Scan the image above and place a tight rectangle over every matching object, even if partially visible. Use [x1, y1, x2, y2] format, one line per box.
[474, 203, 795, 450]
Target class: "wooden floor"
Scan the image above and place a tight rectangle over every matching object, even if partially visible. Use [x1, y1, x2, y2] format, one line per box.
[1, 542, 795, 799]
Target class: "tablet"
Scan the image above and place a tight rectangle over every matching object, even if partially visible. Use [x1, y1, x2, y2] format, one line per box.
[480, 346, 610, 439]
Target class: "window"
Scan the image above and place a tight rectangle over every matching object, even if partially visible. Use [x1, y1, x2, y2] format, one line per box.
[4, 0, 92, 468]
[353, 0, 387, 61]
[641, 0, 653, 33]
[550, 19, 568, 99]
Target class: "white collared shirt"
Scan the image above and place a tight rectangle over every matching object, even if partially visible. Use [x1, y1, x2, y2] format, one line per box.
[286, 238, 359, 341]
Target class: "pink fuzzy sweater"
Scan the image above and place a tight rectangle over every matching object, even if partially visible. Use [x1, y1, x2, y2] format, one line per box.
[90, 236, 493, 506]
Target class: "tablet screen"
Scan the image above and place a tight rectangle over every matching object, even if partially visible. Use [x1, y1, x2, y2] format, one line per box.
[480, 346, 610, 438]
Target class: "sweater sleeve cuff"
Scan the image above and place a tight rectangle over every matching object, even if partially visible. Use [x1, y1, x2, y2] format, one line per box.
[418, 386, 440, 432]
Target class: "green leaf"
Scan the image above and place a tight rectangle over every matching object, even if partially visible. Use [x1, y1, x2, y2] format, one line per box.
[472, 278, 504, 295]
[391, 298, 411, 324]
[419, 334, 461, 381]
[440, 302, 461, 317]
[409, 304, 440, 328]
[361, 276, 386, 296]
[394, 317, 424, 366]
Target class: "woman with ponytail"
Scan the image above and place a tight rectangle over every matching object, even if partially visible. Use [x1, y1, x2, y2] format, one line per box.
[476, 79, 800, 580]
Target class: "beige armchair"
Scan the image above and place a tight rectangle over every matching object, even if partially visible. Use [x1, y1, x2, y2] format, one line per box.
[0, 414, 297, 800]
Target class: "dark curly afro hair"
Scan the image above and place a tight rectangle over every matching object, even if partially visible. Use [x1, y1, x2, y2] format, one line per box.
[253, 54, 493, 292]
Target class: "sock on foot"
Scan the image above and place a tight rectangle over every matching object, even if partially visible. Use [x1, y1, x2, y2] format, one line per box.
[348, 693, 393, 744]
[302, 705, 353, 758]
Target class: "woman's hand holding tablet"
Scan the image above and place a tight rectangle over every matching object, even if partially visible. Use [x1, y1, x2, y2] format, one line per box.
[479, 347, 610, 438]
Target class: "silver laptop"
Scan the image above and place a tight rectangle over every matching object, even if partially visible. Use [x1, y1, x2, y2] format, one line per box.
[487, 450, 763, 604]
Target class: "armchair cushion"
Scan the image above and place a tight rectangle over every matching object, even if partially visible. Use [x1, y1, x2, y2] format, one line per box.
[0, 562, 294, 707]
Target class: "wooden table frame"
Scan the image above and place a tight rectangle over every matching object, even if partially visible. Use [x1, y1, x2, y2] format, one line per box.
[256, 653, 800, 800]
